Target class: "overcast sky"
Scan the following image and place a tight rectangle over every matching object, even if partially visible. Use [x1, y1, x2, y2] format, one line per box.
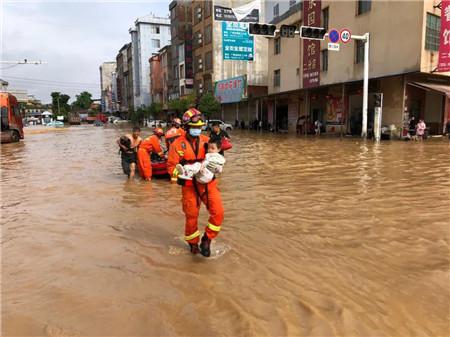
[1, 0, 170, 103]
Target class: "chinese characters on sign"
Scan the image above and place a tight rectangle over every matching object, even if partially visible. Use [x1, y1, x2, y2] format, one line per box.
[302, 0, 321, 87]
[222, 21, 254, 61]
[214, 75, 247, 104]
[438, 0, 450, 72]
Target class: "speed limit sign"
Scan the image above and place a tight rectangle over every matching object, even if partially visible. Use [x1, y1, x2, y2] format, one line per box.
[340, 29, 351, 43]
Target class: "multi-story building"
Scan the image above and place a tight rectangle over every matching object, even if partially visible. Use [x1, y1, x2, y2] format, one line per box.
[169, 0, 194, 100]
[129, 14, 171, 108]
[150, 46, 172, 115]
[265, 0, 450, 135]
[99, 62, 116, 113]
[191, 0, 269, 123]
[126, 43, 134, 111]
[116, 43, 132, 112]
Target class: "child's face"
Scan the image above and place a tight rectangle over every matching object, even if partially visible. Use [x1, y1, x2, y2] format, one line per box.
[208, 143, 220, 153]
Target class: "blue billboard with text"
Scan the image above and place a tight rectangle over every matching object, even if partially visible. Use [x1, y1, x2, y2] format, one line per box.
[222, 21, 254, 61]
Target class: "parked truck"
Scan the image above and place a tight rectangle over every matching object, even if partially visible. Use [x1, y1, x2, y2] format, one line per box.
[1, 92, 24, 143]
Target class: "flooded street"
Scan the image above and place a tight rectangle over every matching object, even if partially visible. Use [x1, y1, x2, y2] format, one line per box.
[2, 126, 450, 336]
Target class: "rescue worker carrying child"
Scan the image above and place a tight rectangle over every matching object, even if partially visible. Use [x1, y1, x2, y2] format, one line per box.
[137, 127, 165, 180]
[167, 108, 224, 257]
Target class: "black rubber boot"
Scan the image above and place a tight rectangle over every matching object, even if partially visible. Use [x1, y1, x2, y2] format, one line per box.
[189, 243, 200, 255]
[200, 234, 211, 257]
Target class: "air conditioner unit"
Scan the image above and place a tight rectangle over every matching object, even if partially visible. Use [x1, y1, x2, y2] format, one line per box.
[198, 59, 202, 64]
[198, 38, 203, 44]
[199, 83, 203, 88]
[198, 64, 203, 70]
[196, 7, 202, 13]
[197, 13, 202, 19]
[197, 33, 203, 39]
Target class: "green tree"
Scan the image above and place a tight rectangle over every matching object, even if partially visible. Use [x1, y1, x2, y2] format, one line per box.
[51, 92, 71, 118]
[72, 91, 92, 110]
[149, 102, 163, 119]
[129, 107, 146, 126]
[168, 94, 196, 115]
[198, 92, 220, 119]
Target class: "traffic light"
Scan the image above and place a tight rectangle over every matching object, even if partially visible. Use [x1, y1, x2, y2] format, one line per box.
[248, 23, 277, 37]
[300, 26, 327, 40]
[374, 93, 383, 108]
[280, 25, 297, 38]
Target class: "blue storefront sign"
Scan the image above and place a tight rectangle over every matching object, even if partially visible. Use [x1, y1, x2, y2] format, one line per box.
[214, 75, 247, 104]
[222, 21, 254, 61]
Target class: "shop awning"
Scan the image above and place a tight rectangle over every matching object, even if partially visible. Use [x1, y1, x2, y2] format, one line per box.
[409, 82, 450, 98]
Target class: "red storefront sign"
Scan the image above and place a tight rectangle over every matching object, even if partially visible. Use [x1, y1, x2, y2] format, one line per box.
[438, 0, 450, 72]
[302, 0, 321, 88]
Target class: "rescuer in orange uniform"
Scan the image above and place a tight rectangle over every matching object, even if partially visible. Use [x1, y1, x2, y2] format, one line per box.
[165, 117, 185, 149]
[167, 109, 224, 257]
[137, 128, 165, 180]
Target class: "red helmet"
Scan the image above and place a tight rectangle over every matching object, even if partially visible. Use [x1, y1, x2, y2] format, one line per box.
[172, 118, 182, 127]
[182, 108, 205, 127]
[153, 127, 164, 136]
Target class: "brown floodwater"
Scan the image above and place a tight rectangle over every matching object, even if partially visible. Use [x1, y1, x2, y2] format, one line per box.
[1, 125, 450, 336]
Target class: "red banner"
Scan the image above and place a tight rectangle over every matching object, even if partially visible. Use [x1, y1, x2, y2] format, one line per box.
[302, 0, 321, 88]
[438, 0, 450, 72]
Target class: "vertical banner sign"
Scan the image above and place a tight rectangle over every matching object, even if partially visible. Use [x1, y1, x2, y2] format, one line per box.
[438, 0, 450, 72]
[222, 21, 254, 61]
[302, 0, 321, 87]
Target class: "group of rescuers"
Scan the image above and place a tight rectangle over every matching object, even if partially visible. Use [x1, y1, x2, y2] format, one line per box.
[117, 108, 231, 258]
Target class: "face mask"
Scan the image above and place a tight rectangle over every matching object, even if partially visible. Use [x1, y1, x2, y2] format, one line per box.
[189, 128, 202, 137]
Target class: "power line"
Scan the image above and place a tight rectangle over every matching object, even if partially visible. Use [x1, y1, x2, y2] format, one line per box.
[2, 75, 99, 86]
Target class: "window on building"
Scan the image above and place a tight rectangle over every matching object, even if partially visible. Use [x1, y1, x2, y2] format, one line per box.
[151, 26, 160, 34]
[151, 39, 160, 48]
[274, 69, 281, 87]
[196, 56, 203, 72]
[204, 0, 212, 17]
[178, 43, 185, 62]
[357, 0, 371, 15]
[273, 4, 279, 18]
[205, 25, 212, 45]
[180, 64, 185, 79]
[195, 30, 202, 48]
[173, 65, 179, 80]
[205, 51, 213, 70]
[195, 5, 202, 24]
[425, 13, 441, 51]
[290, 0, 296, 8]
[355, 40, 365, 64]
[322, 7, 329, 31]
[321, 49, 328, 71]
[204, 77, 213, 92]
[274, 38, 281, 55]
[181, 85, 185, 96]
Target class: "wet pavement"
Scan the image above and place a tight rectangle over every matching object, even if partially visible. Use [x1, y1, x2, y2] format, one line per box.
[1, 125, 450, 336]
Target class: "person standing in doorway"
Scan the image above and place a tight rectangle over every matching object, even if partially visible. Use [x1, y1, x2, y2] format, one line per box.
[416, 119, 426, 141]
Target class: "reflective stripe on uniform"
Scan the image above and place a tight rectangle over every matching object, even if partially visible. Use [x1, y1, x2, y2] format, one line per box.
[207, 223, 221, 232]
[177, 150, 184, 156]
[185, 230, 200, 241]
[172, 168, 179, 177]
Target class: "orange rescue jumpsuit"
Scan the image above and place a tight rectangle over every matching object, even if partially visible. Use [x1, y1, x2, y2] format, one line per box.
[167, 134, 224, 244]
[165, 127, 185, 149]
[137, 135, 164, 180]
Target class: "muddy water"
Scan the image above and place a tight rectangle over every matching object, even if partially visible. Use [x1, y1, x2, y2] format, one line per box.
[1, 126, 449, 336]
